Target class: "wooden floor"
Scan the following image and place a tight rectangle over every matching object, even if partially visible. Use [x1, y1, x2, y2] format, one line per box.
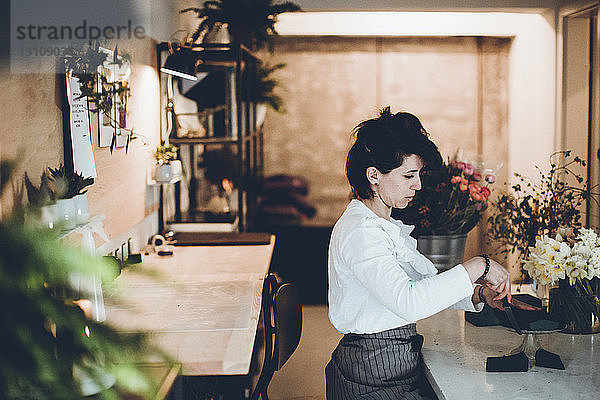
[268, 305, 341, 400]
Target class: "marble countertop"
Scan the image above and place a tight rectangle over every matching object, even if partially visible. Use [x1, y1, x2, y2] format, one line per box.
[104, 238, 274, 376]
[419, 308, 599, 400]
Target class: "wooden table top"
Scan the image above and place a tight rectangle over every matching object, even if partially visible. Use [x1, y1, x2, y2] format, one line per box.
[104, 237, 275, 376]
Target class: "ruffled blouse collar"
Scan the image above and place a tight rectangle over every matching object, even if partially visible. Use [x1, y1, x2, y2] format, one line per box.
[347, 199, 437, 277]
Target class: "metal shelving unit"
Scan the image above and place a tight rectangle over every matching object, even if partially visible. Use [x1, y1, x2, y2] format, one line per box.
[157, 42, 264, 232]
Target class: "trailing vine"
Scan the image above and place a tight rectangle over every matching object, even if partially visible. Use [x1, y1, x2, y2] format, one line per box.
[62, 43, 137, 153]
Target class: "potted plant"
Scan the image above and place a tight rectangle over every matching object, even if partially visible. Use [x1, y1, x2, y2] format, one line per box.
[1, 159, 166, 399]
[487, 151, 591, 277]
[522, 227, 600, 333]
[393, 154, 498, 272]
[24, 171, 58, 229]
[153, 144, 182, 183]
[487, 151, 600, 333]
[48, 165, 94, 228]
[181, 0, 302, 51]
[246, 62, 287, 118]
[63, 43, 134, 154]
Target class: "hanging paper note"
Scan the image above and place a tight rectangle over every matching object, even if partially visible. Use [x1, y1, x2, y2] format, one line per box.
[67, 74, 97, 178]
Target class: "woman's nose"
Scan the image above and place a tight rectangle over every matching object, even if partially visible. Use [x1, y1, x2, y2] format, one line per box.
[412, 177, 422, 191]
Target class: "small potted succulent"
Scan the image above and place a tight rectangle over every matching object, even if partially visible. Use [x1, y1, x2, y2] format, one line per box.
[48, 165, 94, 229]
[153, 144, 182, 183]
[24, 171, 57, 229]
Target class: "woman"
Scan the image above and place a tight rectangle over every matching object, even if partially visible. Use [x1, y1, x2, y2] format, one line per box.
[325, 108, 532, 399]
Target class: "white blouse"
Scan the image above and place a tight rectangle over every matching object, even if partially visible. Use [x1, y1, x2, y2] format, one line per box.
[328, 199, 483, 334]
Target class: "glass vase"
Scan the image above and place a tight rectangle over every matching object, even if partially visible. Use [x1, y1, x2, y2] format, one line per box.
[554, 278, 600, 334]
[532, 281, 552, 313]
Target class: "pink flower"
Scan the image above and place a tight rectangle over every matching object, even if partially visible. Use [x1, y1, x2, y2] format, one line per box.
[472, 172, 482, 181]
[459, 183, 468, 192]
[471, 192, 483, 202]
[485, 174, 496, 184]
[455, 161, 466, 170]
[480, 187, 491, 198]
[468, 183, 482, 193]
[451, 176, 462, 184]
[464, 163, 475, 175]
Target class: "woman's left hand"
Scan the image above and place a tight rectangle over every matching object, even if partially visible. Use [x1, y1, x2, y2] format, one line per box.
[481, 286, 541, 311]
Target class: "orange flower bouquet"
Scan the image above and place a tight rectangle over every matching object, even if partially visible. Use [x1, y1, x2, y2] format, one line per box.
[393, 157, 498, 236]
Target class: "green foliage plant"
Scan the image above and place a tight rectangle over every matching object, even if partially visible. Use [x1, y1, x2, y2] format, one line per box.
[24, 171, 55, 207]
[487, 150, 599, 278]
[48, 164, 94, 200]
[63, 43, 134, 153]
[251, 62, 286, 113]
[181, 0, 302, 51]
[1, 160, 168, 399]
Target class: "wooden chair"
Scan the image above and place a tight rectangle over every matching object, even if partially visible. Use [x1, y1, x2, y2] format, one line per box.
[250, 274, 302, 400]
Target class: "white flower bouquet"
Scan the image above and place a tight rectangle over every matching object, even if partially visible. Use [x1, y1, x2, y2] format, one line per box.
[523, 227, 600, 333]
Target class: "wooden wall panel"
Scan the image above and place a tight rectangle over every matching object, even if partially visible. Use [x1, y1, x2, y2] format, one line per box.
[262, 37, 378, 223]
[262, 36, 510, 239]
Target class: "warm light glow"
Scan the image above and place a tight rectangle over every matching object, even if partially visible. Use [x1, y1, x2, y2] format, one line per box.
[84, 325, 90, 338]
[222, 178, 234, 194]
[130, 64, 161, 150]
[45, 318, 57, 338]
[75, 299, 93, 319]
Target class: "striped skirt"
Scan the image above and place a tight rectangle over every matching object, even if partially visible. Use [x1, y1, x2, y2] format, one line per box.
[325, 324, 431, 400]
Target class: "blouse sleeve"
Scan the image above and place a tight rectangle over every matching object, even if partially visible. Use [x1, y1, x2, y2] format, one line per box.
[450, 289, 485, 312]
[340, 220, 475, 322]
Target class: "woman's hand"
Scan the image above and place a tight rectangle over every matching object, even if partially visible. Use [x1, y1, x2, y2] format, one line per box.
[479, 286, 541, 311]
[463, 256, 511, 301]
[481, 257, 511, 300]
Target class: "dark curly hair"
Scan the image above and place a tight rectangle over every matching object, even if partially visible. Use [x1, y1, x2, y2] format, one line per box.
[346, 107, 442, 199]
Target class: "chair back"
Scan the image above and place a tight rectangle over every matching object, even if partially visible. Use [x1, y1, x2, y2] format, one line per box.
[250, 274, 302, 400]
[273, 283, 302, 370]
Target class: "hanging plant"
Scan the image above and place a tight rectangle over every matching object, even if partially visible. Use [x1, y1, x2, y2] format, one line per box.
[181, 0, 302, 51]
[243, 62, 287, 113]
[63, 43, 135, 153]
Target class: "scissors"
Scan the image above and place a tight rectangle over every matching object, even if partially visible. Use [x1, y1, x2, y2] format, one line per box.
[501, 297, 523, 335]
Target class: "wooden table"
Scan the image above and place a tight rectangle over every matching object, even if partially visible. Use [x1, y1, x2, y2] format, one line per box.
[104, 237, 275, 377]
[123, 363, 181, 400]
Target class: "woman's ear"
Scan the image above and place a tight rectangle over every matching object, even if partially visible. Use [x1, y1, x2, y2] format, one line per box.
[366, 166, 379, 186]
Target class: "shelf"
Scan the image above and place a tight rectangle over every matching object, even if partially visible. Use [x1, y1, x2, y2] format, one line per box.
[167, 220, 238, 233]
[58, 214, 107, 242]
[169, 136, 239, 145]
[158, 41, 263, 232]
[148, 176, 182, 186]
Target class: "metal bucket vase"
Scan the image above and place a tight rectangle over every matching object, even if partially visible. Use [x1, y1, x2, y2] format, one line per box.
[417, 234, 468, 273]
